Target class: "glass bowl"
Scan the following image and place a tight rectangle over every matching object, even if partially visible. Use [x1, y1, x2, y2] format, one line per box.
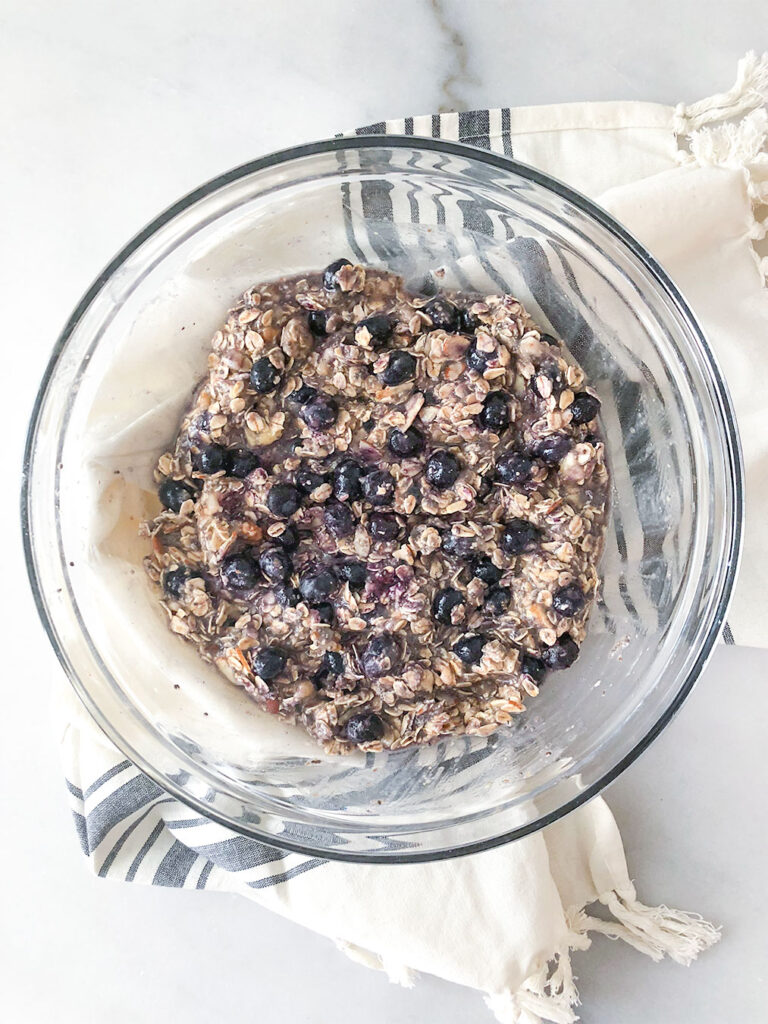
[22, 137, 743, 862]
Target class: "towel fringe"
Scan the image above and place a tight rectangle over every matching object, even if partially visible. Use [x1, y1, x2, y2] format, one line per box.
[673, 50, 768, 133]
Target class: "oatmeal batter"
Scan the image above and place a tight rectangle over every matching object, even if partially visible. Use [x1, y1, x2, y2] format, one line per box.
[143, 261, 609, 753]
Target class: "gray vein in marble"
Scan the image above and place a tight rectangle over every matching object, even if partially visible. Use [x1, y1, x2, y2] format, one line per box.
[428, 0, 476, 112]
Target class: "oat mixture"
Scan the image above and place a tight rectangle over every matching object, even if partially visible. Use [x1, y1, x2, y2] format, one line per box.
[143, 261, 609, 753]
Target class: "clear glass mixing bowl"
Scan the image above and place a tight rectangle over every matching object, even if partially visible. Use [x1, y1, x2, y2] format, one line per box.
[22, 138, 743, 862]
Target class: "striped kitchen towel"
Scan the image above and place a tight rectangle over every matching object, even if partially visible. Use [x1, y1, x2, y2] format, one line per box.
[56, 53, 768, 1024]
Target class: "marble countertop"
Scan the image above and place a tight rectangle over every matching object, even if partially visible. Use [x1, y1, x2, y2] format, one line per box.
[2, 2, 766, 1021]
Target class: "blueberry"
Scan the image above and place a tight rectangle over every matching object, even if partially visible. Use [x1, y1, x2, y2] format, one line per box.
[355, 313, 395, 347]
[290, 382, 318, 406]
[521, 654, 547, 683]
[479, 391, 510, 432]
[496, 452, 534, 485]
[453, 634, 486, 666]
[475, 475, 493, 502]
[252, 646, 286, 681]
[275, 523, 300, 551]
[541, 633, 580, 670]
[368, 512, 400, 541]
[315, 602, 335, 623]
[158, 479, 195, 513]
[344, 711, 385, 743]
[301, 394, 338, 431]
[259, 547, 292, 582]
[361, 469, 395, 506]
[459, 307, 480, 334]
[249, 356, 281, 394]
[531, 362, 564, 398]
[333, 459, 364, 502]
[323, 651, 344, 676]
[163, 567, 192, 599]
[425, 450, 460, 490]
[221, 553, 259, 590]
[299, 569, 336, 604]
[466, 338, 493, 373]
[360, 634, 400, 678]
[323, 258, 352, 289]
[192, 444, 227, 475]
[424, 297, 459, 331]
[380, 350, 417, 386]
[441, 531, 475, 558]
[432, 587, 465, 625]
[552, 584, 585, 617]
[324, 501, 356, 538]
[388, 426, 424, 457]
[569, 392, 601, 425]
[307, 309, 329, 337]
[472, 557, 502, 586]
[540, 333, 559, 347]
[274, 584, 301, 607]
[296, 465, 327, 494]
[337, 560, 367, 589]
[225, 447, 260, 478]
[531, 434, 571, 466]
[485, 586, 511, 614]
[267, 483, 301, 518]
[500, 518, 541, 554]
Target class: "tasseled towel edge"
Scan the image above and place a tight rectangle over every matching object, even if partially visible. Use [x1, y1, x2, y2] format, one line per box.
[335, 888, 719, 1024]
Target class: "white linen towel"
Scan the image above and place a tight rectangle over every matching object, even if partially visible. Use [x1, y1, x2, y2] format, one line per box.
[56, 53, 768, 1024]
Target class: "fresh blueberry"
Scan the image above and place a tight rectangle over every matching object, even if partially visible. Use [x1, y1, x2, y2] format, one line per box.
[323, 651, 344, 676]
[295, 465, 327, 494]
[307, 309, 329, 337]
[441, 531, 475, 558]
[459, 307, 480, 334]
[355, 313, 395, 347]
[259, 547, 292, 583]
[252, 646, 286, 681]
[333, 459, 364, 502]
[267, 483, 301, 518]
[315, 602, 335, 624]
[301, 394, 338, 431]
[466, 338, 493, 373]
[552, 584, 585, 617]
[361, 469, 395, 506]
[521, 654, 547, 683]
[388, 426, 424, 457]
[479, 390, 510, 432]
[475, 475, 493, 502]
[299, 569, 336, 605]
[360, 634, 400, 678]
[531, 434, 571, 466]
[423, 297, 459, 332]
[274, 583, 301, 607]
[337, 560, 367, 589]
[249, 356, 281, 394]
[380, 350, 417, 386]
[425, 450, 460, 490]
[368, 512, 400, 542]
[163, 567, 192, 599]
[290, 382, 318, 406]
[192, 444, 227, 475]
[531, 362, 564, 398]
[541, 633, 580, 670]
[221, 553, 259, 590]
[485, 586, 511, 614]
[496, 451, 534, 485]
[453, 634, 487, 666]
[432, 587, 465, 625]
[324, 501, 356, 538]
[225, 447, 260, 478]
[275, 523, 300, 551]
[500, 518, 541, 554]
[344, 711, 385, 743]
[569, 392, 601, 425]
[158, 479, 195, 513]
[540, 333, 559, 347]
[323, 258, 352, 289]
[472, 557, 502, 586]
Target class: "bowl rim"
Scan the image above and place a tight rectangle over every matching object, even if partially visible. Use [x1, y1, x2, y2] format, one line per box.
[21, 134, 745, 863]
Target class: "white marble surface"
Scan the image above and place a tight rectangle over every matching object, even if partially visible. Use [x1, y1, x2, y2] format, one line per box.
[2, 2, 767, 1021]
